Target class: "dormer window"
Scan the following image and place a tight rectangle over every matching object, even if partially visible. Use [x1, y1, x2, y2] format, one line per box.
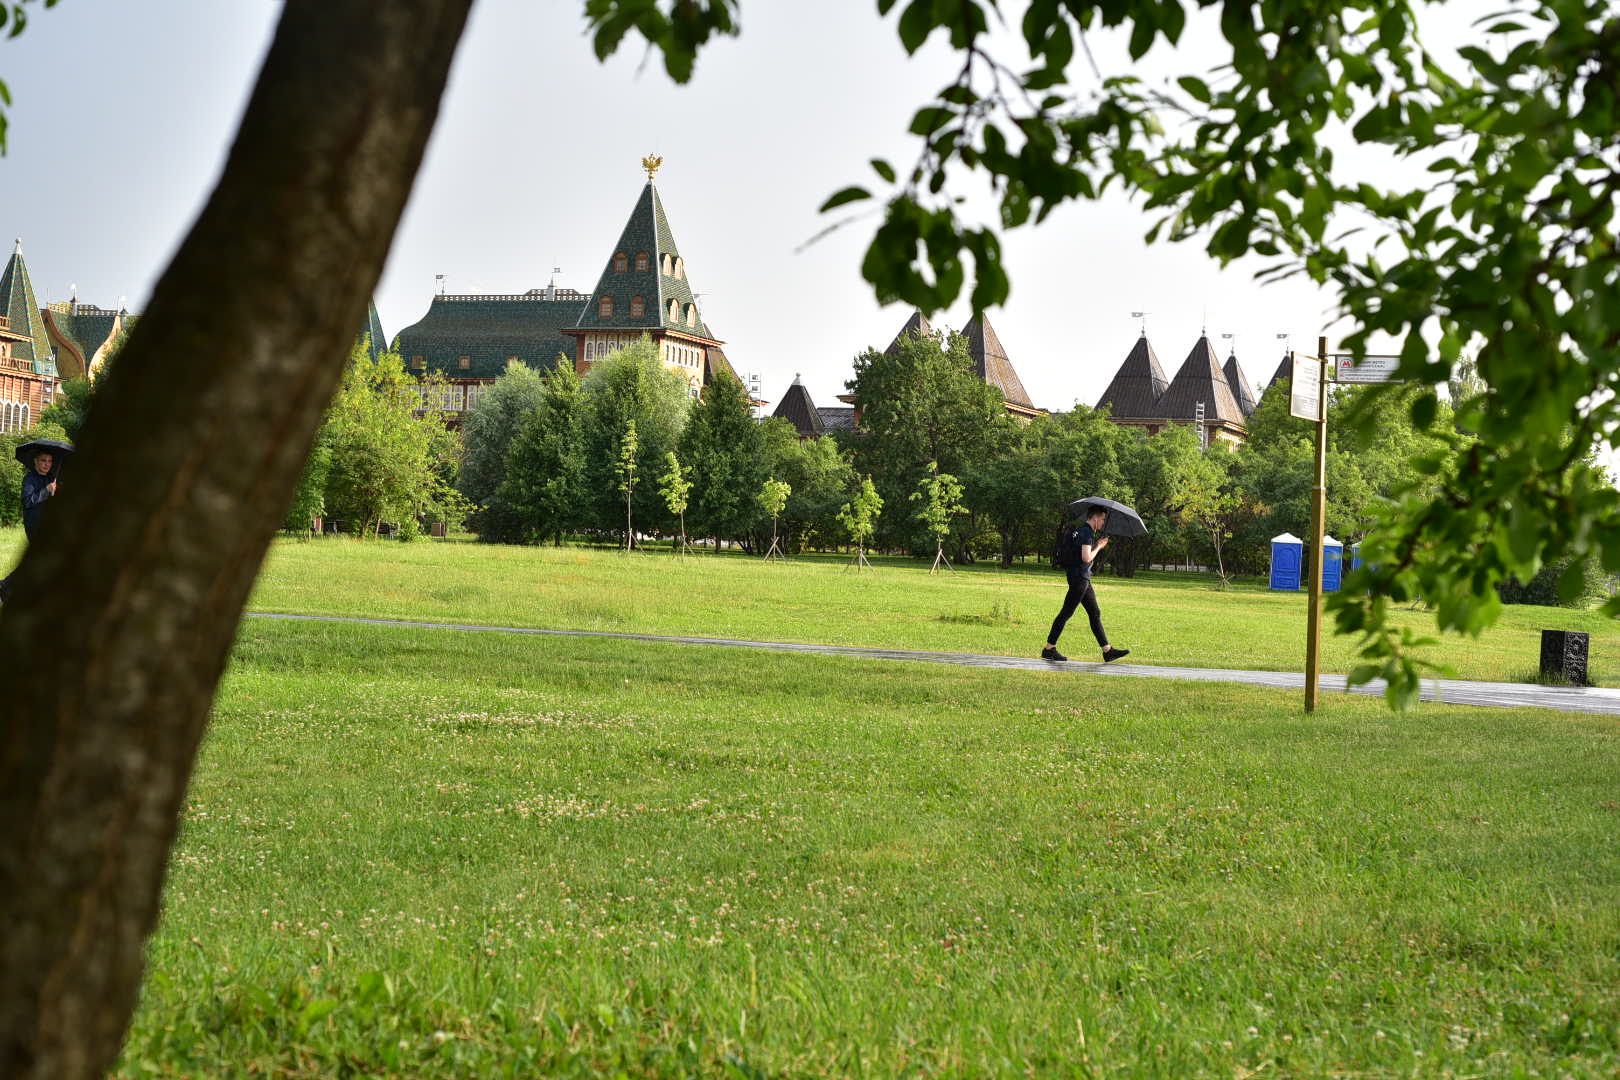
[685, 304, 697, 328]
[613, 252, 628, 273]
[458, 355, 471, 370]
[599, 295, 615, 318]
[411, 355, 426, 370]
[673, 257, 685, 280]
[635, 251, 650, 272]
[630, 295, 645, 317]
[661, 253, 673, 276]
[668, 299, 680, 321]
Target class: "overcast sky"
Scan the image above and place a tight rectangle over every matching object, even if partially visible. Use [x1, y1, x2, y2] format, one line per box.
[5, 1, 1457, 413]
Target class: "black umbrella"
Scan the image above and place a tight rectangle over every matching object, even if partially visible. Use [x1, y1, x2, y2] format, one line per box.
[14, 438, 74, 480]
[1065, 496, 1147, 538]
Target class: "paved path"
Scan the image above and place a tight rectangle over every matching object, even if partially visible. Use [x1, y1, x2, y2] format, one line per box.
[247, 612, 1620, 717]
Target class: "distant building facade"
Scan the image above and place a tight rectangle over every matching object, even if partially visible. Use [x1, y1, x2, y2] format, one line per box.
[1095, 331, 1252, 448]
[1, 241, 63, 432]
[774, 308, 1044, 439]
[395, 159, 748, 425]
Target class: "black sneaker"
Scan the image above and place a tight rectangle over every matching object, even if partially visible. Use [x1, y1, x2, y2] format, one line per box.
[1102, 647, 1130, 663]
[1040, 646, 1068, 662]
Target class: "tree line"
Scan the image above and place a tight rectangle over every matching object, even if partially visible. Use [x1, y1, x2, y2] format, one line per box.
[431, 326, 1606, 602]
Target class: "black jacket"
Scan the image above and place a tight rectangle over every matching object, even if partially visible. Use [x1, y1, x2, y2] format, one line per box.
[21, 471, 53, 538]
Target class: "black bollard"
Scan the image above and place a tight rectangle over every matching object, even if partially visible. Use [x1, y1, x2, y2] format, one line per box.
[1539, 629, 1590, 686]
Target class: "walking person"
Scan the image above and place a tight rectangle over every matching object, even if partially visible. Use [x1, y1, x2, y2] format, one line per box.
[1, 438, 71, 604]
[1042, 504, 1130, 663]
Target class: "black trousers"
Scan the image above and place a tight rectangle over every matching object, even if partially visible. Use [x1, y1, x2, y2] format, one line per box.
[1048, 567, 1107, 648]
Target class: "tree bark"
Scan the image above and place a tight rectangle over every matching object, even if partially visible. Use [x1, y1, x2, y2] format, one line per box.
[0, 3, 474, 1076]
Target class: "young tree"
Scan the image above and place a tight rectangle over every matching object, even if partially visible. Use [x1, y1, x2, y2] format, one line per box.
[581, 338, 690, 539]
[323, 342, 465, 538]
[281, 436, 332, 537]
[845, 328, 1011, 549]
[459, 359, 550, 542]
[1175, 450, 1245, 588]
[837, 474, 883, 571]
[658, 451, 692, 554]
[761, 418, 856, 553]
[911, 461, 966, 574]
[760, 478, 790, 560]
[679, 371, 765, 550]
[616, 420, 638, 551]
[500, 357, 587, 545]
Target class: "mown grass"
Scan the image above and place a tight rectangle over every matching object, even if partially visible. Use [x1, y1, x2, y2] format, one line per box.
[117, 618, 1620, 1077]
[227, 534, 1620, 685]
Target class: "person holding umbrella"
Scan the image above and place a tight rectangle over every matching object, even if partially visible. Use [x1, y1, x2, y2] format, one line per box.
[1041, 498, 1139, 663]
[0, 436, 73, 603]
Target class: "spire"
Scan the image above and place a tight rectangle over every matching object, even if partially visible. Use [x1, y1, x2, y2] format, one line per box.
[884, 310, 933, 354]
[959, 311, 1036, 412]
[357, 299, 388, 362]
[772, 377, 824, 438]
[575, 177, 714, 340]
[1160, 335, 1245, 423]
[1268, 351, 1295, 388]
[1095, 334, 1170, 418]
[1223, 352, 1258, 416]
[0, 238, 54, 374]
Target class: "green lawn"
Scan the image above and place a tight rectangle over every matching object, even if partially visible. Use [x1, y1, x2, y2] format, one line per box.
[116, 618, 1620, 1076]
[5, 528, 1616, 1074]
[231, 535, 1620, 685]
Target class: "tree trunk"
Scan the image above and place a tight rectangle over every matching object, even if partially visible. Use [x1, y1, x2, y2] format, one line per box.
[0, 4, 474, 1077]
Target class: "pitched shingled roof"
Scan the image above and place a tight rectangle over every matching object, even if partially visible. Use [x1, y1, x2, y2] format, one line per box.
[359, 299, 388, 362]
[575, 181, 714, 341]
[1095, 334, 1169, 418]
[0, 240, 54, 375]
[885, 310, 933, 354]
[772, 376, 823, 438]
[817, 407, 856, 433]
[1267, 352, 1295, 388]
[1223, 352, 1258, 416]
[1160, 335, 1245, 422]
[395, 292, 588, 379]
[42, 303, 124, 379]
[960, 311, 1036, 411]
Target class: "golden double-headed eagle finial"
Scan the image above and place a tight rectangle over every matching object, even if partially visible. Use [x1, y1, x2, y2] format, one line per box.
[642, 154, 664, 181]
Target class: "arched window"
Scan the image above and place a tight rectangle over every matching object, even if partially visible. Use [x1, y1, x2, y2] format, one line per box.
[630, 295, 645, 317]
[661, 253, 673, 276]
[635, 251, 650, 272]
[673, 257, 685, 280]
[612, 252, 628, 273]
[599, 295, 614, 317]
[668, 299, 680, 321]
[685, 304, 697, 328]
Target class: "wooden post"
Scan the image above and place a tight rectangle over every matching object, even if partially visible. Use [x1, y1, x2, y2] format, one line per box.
[1305, 336, 1329, 712]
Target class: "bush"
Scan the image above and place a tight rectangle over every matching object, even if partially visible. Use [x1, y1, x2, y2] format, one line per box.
[1497, 555, 1604, 607]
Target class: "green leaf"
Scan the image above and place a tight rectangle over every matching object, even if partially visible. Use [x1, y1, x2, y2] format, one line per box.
[871, 158, 897, 184]
[1557, 559, 1588, 604]
[898, 0, 934, 54]
[820, 186, 872, 212]
[1177, 76, 1211, 104]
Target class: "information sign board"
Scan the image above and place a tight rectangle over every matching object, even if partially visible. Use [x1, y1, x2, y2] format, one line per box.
[1332, 354, 1401, 383]
[1289, 355, 1323, 421]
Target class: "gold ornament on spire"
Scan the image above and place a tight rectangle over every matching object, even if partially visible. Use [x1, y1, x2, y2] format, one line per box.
[641, 154, 664, 181]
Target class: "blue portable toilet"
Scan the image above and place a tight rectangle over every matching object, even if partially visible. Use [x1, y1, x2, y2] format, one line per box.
[1322, 535, 1344, 592]
[1270, 532, 1303, 591]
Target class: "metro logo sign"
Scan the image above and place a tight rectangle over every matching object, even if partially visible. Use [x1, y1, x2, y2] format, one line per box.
[1332, 354, 1402, 383]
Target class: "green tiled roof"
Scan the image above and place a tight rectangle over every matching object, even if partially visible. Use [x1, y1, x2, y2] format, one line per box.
[358, 299, 388, 362]
[575, 182, 715, 341]
[0, 240, 54, 374]
[395, 292, 588, 379]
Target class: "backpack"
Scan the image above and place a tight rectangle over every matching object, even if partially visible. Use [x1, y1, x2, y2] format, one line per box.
[1054, 522, 1085, 569]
